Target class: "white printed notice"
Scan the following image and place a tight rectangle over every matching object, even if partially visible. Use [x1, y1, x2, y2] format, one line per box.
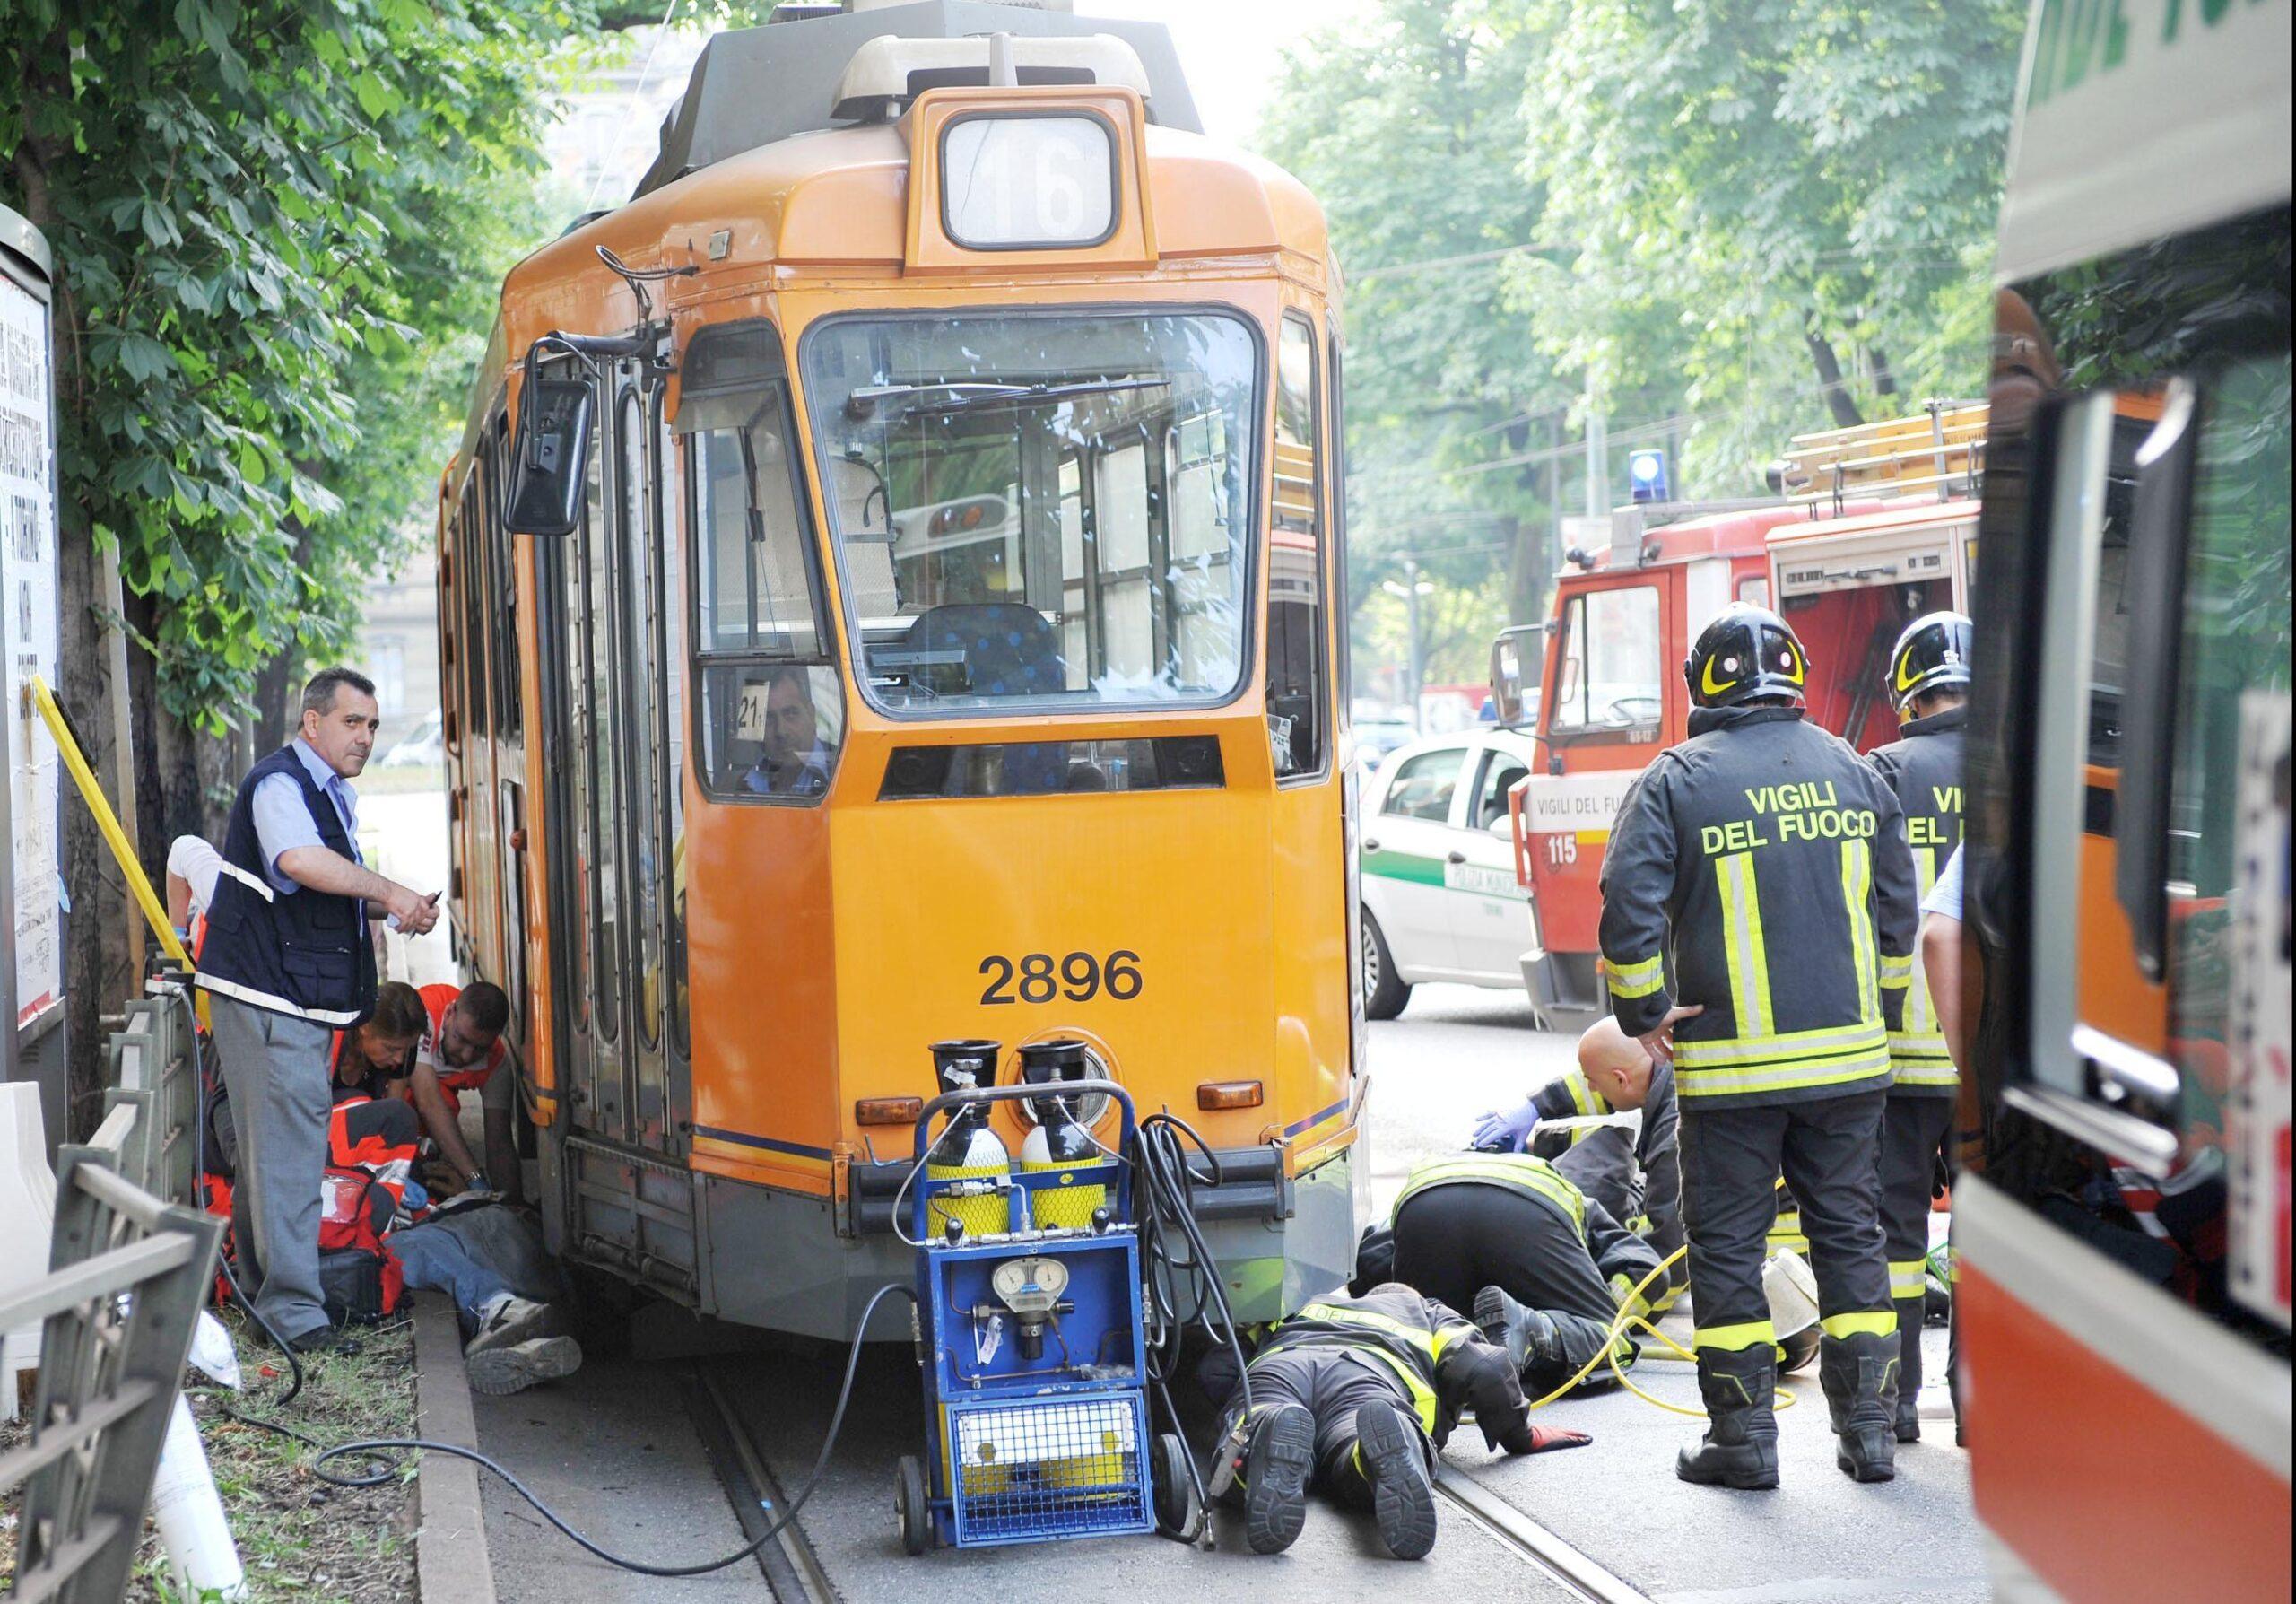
[0, 268, 60, 1032]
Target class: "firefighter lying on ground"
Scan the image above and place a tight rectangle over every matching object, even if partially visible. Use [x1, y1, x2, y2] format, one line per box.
[1198, 1285, 1589, 1559]
[324, 1097, 580, 1396]
[1474, 1016, 1689, 1312]
[1350, 1150, 1657, 1399]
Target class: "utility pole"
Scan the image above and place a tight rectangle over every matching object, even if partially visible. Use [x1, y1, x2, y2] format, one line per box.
[1584, 408, 1610, 520]
[1381, 555, 1435, 729]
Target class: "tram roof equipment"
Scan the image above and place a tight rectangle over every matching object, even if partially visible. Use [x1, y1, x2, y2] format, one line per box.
[635, 1, 1201, 201]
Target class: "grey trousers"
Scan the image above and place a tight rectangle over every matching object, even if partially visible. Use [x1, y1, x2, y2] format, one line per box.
[205, 994, 333, 1340]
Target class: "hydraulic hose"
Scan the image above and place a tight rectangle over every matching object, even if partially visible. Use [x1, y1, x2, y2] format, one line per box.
[1517, 1244, 1798, 1416]
[309, 1280, 919, 1577]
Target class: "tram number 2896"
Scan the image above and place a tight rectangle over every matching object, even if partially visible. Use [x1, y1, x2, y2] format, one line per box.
[978, 950, 1144, 1005]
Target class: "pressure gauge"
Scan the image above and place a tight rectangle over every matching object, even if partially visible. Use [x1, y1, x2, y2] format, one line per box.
[991, 1255, 1070, 1319]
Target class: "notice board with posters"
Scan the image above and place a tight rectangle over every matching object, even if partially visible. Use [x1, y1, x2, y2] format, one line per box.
[2230, 691, 2292, 1331]
[0, 206, 61, 1050]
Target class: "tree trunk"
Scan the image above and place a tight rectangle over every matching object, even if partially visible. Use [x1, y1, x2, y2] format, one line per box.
[1868, 345, 1901, 401]
[1500, 416, 1553, 648]
[1805, 322, 1864, 429]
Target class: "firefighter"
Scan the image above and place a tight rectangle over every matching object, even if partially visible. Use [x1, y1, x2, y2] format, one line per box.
[1208, 1285, 1589, 1558]
[1383, 1150, 1657, 1397]
[1600, 603, 1919, 1489]
[1474, 1015, 1689, 1312]
[1864, 610, 1971, 1442]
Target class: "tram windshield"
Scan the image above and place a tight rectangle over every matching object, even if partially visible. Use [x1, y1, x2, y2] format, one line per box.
[804, 310, 1258, 715]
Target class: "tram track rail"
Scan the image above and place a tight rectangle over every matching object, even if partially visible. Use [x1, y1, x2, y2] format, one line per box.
[687, 1361, 842, 1604]
[1434, 1466, 1656, 1604]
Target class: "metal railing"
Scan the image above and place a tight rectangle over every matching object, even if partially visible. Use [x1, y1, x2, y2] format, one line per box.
[2, 978, 222, 1603]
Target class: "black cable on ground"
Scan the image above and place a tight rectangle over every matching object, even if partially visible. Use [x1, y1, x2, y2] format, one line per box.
[1130, 1110, 1256, 1543]
[309, 1280, 919, 1578]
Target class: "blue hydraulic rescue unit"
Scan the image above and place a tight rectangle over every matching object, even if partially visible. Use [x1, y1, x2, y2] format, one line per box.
[894, 1055, 1195, 1553]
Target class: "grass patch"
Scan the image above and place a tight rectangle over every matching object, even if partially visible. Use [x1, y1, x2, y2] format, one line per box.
[129, 1307, 420, 1604]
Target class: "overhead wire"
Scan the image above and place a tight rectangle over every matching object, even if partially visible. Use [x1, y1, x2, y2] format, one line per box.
[581, 0, 688, 214]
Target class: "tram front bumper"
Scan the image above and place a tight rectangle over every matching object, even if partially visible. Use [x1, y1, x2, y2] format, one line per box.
[693, 1143, 1363, 1342]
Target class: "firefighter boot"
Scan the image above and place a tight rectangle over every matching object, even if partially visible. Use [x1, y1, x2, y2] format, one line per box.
[1239, 1403, 1315, 1555]
[1474, 1286, 1565, 1378]
[1353, 1401, 1438, 1560]
[1893, 1296, 1926, 1442]
[1821, 1330, 1900, 1483]
[1675, 1347, 1779, 1490]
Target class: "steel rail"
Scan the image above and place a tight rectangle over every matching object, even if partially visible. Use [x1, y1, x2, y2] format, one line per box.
[691, 1363, 841, 1604]
[1433, 1466, 1656, 1604]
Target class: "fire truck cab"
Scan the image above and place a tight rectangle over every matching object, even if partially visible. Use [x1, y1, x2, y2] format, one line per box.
[1499, 405, 1984, 1029]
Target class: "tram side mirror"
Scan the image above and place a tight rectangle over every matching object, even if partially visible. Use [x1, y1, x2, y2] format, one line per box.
[506, 369, 595, 537]
[1489, 623, 1545, 729]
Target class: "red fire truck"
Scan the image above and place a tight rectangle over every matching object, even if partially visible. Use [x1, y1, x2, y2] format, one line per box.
[1495, 405, 1984, 1029]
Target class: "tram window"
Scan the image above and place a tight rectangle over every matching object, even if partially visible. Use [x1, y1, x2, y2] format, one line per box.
[2161, 353, 2291, 1162]
[586, 431, 621, 1040]
[698, 663, 845, 800]
[691, 398, 822, 658]
[492, 409, 521, 742]
[803, 309, 1257, 716]
[620, 388, 663, 1051]
[462, 477, 491, 740]
[1550, 586, 1662, 736]
[1269, 314, 1327, 781]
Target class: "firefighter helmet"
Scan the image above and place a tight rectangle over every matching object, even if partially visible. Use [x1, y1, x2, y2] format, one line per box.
[1888, 611, 1973, 719]
[1685, 604, 1809, 710]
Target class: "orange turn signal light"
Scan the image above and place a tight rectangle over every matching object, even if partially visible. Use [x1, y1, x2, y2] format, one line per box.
[855, 1096, 924, 1127]
[1196, 1080, 1264, 1111]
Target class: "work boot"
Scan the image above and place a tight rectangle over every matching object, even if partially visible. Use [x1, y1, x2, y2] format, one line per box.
[1474, 1286, 1564, 1377]
[1352, 1403, 1437, 1560]
[465, 1335, 583, 1398]
[465, 1294, 560, 1356]
[1675, 1347, 1779, 1490]
[1893, 1297, 1926, 1442]
[1239, 1404, 1315, 1555]
[1820, 1329, 1900, 1482]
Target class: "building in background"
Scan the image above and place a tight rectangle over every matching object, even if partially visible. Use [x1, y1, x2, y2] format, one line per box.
[352, 548, 441, 744]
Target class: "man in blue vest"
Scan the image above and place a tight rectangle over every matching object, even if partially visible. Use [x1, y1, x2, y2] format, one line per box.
[198, 667, 441, 1350]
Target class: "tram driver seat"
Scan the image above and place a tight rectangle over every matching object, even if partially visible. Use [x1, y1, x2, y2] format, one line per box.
[901, 603, 1070, 792]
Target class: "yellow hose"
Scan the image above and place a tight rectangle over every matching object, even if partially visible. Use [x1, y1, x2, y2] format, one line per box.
[1520, 1245, 1797, 1416]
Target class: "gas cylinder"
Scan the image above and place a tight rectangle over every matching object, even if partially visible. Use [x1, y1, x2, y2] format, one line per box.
[1017, 1039, 1104, 1230]
[926, 1040, 1011, 1239]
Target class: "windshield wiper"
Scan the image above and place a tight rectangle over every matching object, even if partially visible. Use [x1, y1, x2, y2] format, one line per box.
[844, 376, 1171, 423]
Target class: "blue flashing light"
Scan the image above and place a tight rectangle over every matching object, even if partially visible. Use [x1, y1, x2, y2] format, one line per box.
[1628, 449, 1669, 504]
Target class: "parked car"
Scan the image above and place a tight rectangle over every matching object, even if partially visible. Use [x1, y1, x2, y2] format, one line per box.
[1352, 718, 1417, 772]
[1356, 727, 1540, 1021]
[379, 708, 444, 768]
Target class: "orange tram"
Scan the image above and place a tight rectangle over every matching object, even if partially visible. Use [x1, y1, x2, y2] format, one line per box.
[432, 5, 1364, 1339]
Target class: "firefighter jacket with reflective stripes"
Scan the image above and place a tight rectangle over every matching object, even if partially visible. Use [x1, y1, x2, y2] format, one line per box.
[1865, 706, 1965, 1094]
[1530, 1061, 1681, 1256]
[1251, 1284, 1536, 1451]
[1599, 706, 1919, 1107]
[1394, 1153, 1665, 1295]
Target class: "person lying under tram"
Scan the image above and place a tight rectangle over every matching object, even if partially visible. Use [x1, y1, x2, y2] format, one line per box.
[330, 1095, 580, 1397]
[1200, 1285, 1590, 1560]
[1473, 1015, 1691, 1313]
[1378, 1150, 1660, 1399]
[405, 981, 519, 1202]
[740, 666, 835, 798]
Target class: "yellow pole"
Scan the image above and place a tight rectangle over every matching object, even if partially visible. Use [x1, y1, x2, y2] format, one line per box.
[29, 673, 191, 971]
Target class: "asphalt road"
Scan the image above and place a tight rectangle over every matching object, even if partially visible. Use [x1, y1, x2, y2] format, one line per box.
[474, 981, 1984, 1602]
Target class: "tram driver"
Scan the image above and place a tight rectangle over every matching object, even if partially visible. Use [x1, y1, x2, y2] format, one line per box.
[741, 665, 835, 798]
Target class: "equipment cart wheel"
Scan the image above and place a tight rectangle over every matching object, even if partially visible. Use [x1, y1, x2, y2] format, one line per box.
[1151, 1432, 1198, 1537]
[895, 1454, 935, 1555]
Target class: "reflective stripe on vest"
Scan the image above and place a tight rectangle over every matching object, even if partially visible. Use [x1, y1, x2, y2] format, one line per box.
[1291, 1302, 1450, 1434]
[195, 972, 368, 1028]
[1606, 952, 1666, 1000]
[1393, 1153, 1588, 1239]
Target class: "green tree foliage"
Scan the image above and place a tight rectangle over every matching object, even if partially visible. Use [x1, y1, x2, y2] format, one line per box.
[1519, 0, 2025, 489]
[1265, 0, 2025, 702]
[1260, 1, 1573, 693]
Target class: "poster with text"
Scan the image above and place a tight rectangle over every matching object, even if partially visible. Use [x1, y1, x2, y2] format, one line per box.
[0, 267, 60, 1033]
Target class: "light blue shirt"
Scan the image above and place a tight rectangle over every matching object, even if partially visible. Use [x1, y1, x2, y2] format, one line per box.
[1922, 844, 1964, 922]
[251, 737, 361, 896]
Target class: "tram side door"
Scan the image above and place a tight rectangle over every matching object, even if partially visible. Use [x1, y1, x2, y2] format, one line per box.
[542, 357, 680, 1161]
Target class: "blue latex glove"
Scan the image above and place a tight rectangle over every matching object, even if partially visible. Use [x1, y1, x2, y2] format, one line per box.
[1471, 1099, 1539, 1153]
